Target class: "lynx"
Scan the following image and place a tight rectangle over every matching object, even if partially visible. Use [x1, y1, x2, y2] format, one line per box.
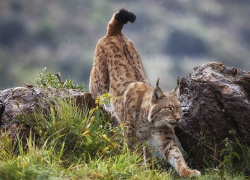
[89, 9, 200, 178]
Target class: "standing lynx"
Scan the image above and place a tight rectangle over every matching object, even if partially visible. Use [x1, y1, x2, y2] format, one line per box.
[89, 9, 200, 178]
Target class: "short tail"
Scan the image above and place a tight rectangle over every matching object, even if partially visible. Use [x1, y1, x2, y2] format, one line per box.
[107, 9, 136, 36]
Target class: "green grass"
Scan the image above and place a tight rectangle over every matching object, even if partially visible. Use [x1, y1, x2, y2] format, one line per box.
[0, 99, 249, 180]
[0, 70, 249, 179]
[0, 99, 172, 180]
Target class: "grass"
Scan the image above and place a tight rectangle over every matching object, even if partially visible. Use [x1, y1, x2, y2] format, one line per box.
[0, 99, 172, 180]
[1, 99, 249, 180]
[0, 69, 249, 179]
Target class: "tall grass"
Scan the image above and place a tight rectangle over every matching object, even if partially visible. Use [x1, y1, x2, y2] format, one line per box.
[0, 69, 249, 179]
[31, 98, 123, 164]
[0, 99, 171, 180]
[1, 98, 249, 179]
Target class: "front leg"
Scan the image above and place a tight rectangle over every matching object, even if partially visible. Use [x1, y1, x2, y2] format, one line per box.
[151, 128, 201, 178]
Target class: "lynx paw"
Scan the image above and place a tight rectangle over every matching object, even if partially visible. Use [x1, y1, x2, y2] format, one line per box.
[191, 169, 201, 177]
[179, 169, 201, 178]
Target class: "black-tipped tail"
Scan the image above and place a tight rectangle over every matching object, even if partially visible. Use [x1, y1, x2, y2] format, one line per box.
[115, 9, 136, 24]
[107, 9, 136, 36]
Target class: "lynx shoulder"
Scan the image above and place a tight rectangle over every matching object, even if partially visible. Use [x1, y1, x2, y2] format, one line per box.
[89, 9, 200, 178]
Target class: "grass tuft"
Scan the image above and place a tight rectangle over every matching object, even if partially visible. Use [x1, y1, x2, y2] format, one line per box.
[1, 97, 250, 179]
[0, 70, 250, 179]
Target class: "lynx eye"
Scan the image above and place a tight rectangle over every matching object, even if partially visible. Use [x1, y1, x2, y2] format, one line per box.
[165, 106, 173, 111]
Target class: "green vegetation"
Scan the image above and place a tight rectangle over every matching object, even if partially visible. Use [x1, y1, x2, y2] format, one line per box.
[35, 67, 85, 92]
[0, 98, 171, 180]
[0, 99, 250, 179]
[0, 72, 250, 179]
[193, 130, 250, 180]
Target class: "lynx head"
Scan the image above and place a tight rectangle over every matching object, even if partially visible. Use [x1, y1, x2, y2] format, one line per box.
[148, 78, 181, 128]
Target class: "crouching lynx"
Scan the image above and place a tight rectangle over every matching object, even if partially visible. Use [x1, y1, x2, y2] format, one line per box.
[89, 9, 200, 178]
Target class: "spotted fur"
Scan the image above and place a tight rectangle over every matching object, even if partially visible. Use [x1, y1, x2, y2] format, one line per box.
[89, 9, 200, 178]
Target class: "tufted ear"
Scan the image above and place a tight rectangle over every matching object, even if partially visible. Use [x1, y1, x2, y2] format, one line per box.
[172, 77, 180, 97]
[152, 78, 164, 103]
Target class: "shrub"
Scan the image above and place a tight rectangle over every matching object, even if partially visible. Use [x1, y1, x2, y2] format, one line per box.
[35, 67, 85, 92]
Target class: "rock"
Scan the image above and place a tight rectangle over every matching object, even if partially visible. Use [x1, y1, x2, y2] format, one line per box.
[0, 86, 96, 142]
[175, 62, 250, 166]
[0, 100, 5, 128]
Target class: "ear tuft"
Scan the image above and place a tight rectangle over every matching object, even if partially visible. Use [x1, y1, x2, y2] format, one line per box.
[152, 78, 164, 103]
[156, 78, 160, 87]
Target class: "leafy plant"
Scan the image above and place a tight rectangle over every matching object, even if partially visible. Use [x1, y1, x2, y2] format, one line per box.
[35, 67, 85, 92]
[191, 127, 218, 168]
[220, 130, 250, 175]
[220, 138, 240, 168]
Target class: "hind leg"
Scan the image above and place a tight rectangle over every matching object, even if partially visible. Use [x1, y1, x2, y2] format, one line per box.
[89, 56, 109, 99]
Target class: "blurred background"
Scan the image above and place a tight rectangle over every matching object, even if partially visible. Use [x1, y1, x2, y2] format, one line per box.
[0, 0, 250, 91]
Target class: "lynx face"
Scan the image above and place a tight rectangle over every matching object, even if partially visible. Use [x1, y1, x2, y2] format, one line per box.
[148, 80, 181, 128]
